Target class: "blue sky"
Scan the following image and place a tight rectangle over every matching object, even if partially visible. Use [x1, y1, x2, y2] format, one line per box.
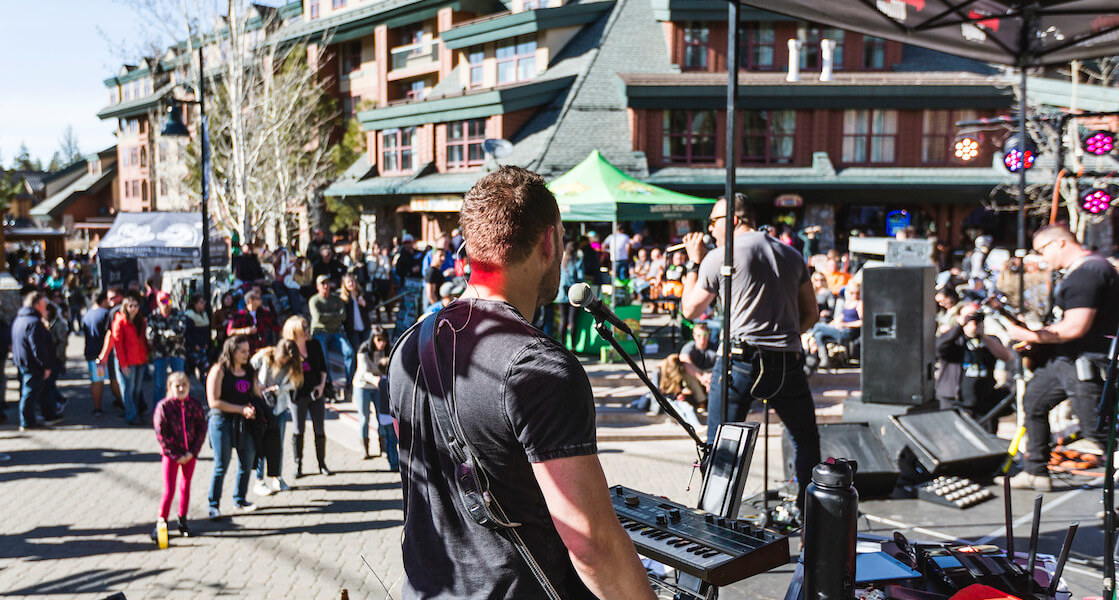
[0, 2, 160, 168]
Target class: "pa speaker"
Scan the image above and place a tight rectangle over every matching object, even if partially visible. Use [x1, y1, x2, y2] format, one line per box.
[861, 266, 937, 405]
[783, 423, 899, 498]
[881, 409, 1007, 478]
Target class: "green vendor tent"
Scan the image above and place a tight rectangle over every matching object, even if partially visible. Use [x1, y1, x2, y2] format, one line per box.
[548, 150, 714, 222]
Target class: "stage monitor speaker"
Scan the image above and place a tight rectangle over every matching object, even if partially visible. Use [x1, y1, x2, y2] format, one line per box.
[861, 265, 936, 405]
[783, 423, 899, 498]
[881, 409, 1007, 478]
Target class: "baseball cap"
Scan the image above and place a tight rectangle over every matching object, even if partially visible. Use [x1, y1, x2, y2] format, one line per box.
[316, 274, 331, 285]
[156, 291, 172, 304]
[402, 234, 415, 242]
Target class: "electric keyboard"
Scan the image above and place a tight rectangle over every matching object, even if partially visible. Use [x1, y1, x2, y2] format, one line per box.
[611, 485, 791, 586]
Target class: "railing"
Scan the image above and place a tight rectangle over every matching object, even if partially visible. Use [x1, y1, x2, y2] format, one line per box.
[389, 39, 438, 71]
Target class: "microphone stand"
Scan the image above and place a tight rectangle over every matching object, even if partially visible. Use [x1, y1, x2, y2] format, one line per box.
[1097, 326, 1119, 600]
[591, 318, 711, 464]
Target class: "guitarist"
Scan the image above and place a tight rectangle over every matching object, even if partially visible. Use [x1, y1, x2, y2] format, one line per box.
[1000, 225, 1119, 491]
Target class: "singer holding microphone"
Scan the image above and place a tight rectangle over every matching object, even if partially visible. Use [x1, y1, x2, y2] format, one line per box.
[680, 193, 821, 507]
[388, 166, 655, 600]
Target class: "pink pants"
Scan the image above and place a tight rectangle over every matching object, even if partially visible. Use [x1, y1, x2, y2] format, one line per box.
[159, 455, 197, 520]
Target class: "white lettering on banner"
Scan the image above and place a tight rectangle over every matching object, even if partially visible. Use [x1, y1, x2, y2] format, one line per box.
[961, 23, 987, 42]
[410, 196, 463, 212]
[649, 204, 696, 214]
[774, 194, 803, 208]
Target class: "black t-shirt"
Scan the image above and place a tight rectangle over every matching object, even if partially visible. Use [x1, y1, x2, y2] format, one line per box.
[681, 340, 718, 371]
[1055, 256, 1119, 361]
[297, 339, 327, 397]
[388, 299, 597, 600]
[423, 266, 446, 288]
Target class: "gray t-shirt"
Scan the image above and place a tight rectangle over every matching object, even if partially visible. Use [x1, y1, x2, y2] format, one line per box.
[697, 232, 808, 352]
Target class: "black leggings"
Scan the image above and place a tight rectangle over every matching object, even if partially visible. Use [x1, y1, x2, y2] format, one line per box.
[293, 395, 325, 436]
[558, 303, 579, 342]
[258, 417, 285, 477]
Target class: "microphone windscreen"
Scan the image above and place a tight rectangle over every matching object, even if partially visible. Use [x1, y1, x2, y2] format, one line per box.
[703, 234, 714, 246]
[568, 282, 593, 308]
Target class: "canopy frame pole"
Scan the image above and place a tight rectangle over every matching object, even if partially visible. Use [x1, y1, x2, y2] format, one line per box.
[719, 0, 739, 461]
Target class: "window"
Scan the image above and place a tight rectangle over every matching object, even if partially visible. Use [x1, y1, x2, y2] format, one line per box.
[141, 181, 149, 204]
[842, 109, 897, 163]
[522, 0, 540, 9]
[863, 36, 887, 69]
[349, 95, 361, 118]
[922, 109, 977, 164]
[496, 35, 536, 84]
[123, 180, 130, 198]
[682, 23, 709, 70]
[131, 147, 140, 166]
[343, 41, 362, 74]
[159, 141, 168, 162]
[801, 25, 845, 70]
[468, 47, 485, 89]
[140, 147, 147, 168]
[381, 127, 415, 173]
[446, 119, 487, 169]
[332, 0, 346, 8]
[110, 88, 119, 104]
[160, 180, 168, 196]
[132, 181, 140, 198]
[404, 80, 426, 101]
[740, 110, 795, 164]
[663, 110, 717, 164]
[309, 0, 319, 18]
[739, 22, 776, 70]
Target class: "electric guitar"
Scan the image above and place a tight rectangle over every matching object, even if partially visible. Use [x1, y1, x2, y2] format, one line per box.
[982, 295, 1052, 370]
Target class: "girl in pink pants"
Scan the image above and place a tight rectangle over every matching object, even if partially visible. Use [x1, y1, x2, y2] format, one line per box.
[153, 372, 208, 541]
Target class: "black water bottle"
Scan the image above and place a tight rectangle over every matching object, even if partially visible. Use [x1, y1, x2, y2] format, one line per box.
[802, 458, 859, 600]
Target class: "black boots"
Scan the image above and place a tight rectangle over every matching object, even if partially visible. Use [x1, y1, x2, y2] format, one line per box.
[293, 433, 305, 478]
[315, 434, 332, 476]
[177, 516, 192, 537]
[361, 437, 371, 460]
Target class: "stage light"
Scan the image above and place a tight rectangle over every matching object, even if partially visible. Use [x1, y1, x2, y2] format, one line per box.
[953, 135, 980, 161]
[1080, 187, 1113, 215]
[1002, 135, 1037, 172]
[1083, 130, 1115, 156]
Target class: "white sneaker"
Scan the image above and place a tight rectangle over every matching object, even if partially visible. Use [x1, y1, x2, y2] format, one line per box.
[235, 501, 258, 512]
[995, 471, 1053, 492]
[208, 507, 222, 521]
[272, 477, 290, 492]
[253, 479, 274, 497]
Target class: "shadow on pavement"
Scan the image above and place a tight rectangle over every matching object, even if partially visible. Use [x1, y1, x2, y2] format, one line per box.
[0, 447, 159, 467]
[0, 524, 156, 561]
[312, 481, 401, 493]
[202, 497, 403, 537]
[4, 567, 170, 595]
[0, 466, 99, 483]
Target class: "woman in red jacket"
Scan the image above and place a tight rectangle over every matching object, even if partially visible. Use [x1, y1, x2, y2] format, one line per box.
[97, 294, 150, 425]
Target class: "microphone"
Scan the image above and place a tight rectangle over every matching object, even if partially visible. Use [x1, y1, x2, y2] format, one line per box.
[568, 283, 634, 337]
[665, 234, 714, 253]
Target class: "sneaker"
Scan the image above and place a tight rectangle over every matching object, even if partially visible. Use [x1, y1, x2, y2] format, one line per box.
[253, 479, 273, 497]
[92, 409, 104, 417]
[272, 477, 290, 492]
[44, 416, 64, 426]
[995, 471, 1052, 492]
[208, 507, 222, 521]
[235, 501, 258, 513]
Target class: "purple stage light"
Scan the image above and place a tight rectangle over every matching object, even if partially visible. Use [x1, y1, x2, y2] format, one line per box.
[1083, 130, 1115, 156]
[1002, 135, 1037, 173]
[1081, 188, 1113, 215]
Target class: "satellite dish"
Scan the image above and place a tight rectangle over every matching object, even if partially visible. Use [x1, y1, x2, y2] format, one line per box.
[483, 138, 513, 159]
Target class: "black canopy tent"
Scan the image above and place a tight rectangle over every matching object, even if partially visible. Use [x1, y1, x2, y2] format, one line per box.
[96, 211, 228, 290]
[725, 1, 1119, 597]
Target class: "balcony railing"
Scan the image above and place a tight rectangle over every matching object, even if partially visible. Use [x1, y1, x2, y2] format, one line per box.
[390, 39, 438, 71]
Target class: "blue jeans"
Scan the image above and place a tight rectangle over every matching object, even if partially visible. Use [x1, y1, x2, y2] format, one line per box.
[811, 324, 859, 351]
[115, 362, 145, 424]
[152, 356, 185, 403]
[18, 369, 57, 427]
[208, 411, 257, 509]
[613, 260, 629, 281]
[313, 332, 355, 399]
[707, 351, 819, 506]
[361, 386, 399, 471]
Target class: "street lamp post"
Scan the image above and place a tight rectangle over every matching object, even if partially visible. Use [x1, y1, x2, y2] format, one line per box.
[161, 46, 213, 336]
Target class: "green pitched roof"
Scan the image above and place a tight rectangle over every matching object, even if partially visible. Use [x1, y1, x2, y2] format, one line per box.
[96, 83, 174, 120]
[441, 2, 614, 50]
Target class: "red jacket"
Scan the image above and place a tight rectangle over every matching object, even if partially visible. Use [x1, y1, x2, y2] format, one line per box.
[100, 312, 149, 368]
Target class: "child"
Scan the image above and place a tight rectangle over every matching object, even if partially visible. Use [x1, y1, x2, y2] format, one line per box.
[153, 372, 208, 542]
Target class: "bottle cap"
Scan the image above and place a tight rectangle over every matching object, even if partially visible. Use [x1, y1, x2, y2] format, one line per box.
[812, 457, 857, 488]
